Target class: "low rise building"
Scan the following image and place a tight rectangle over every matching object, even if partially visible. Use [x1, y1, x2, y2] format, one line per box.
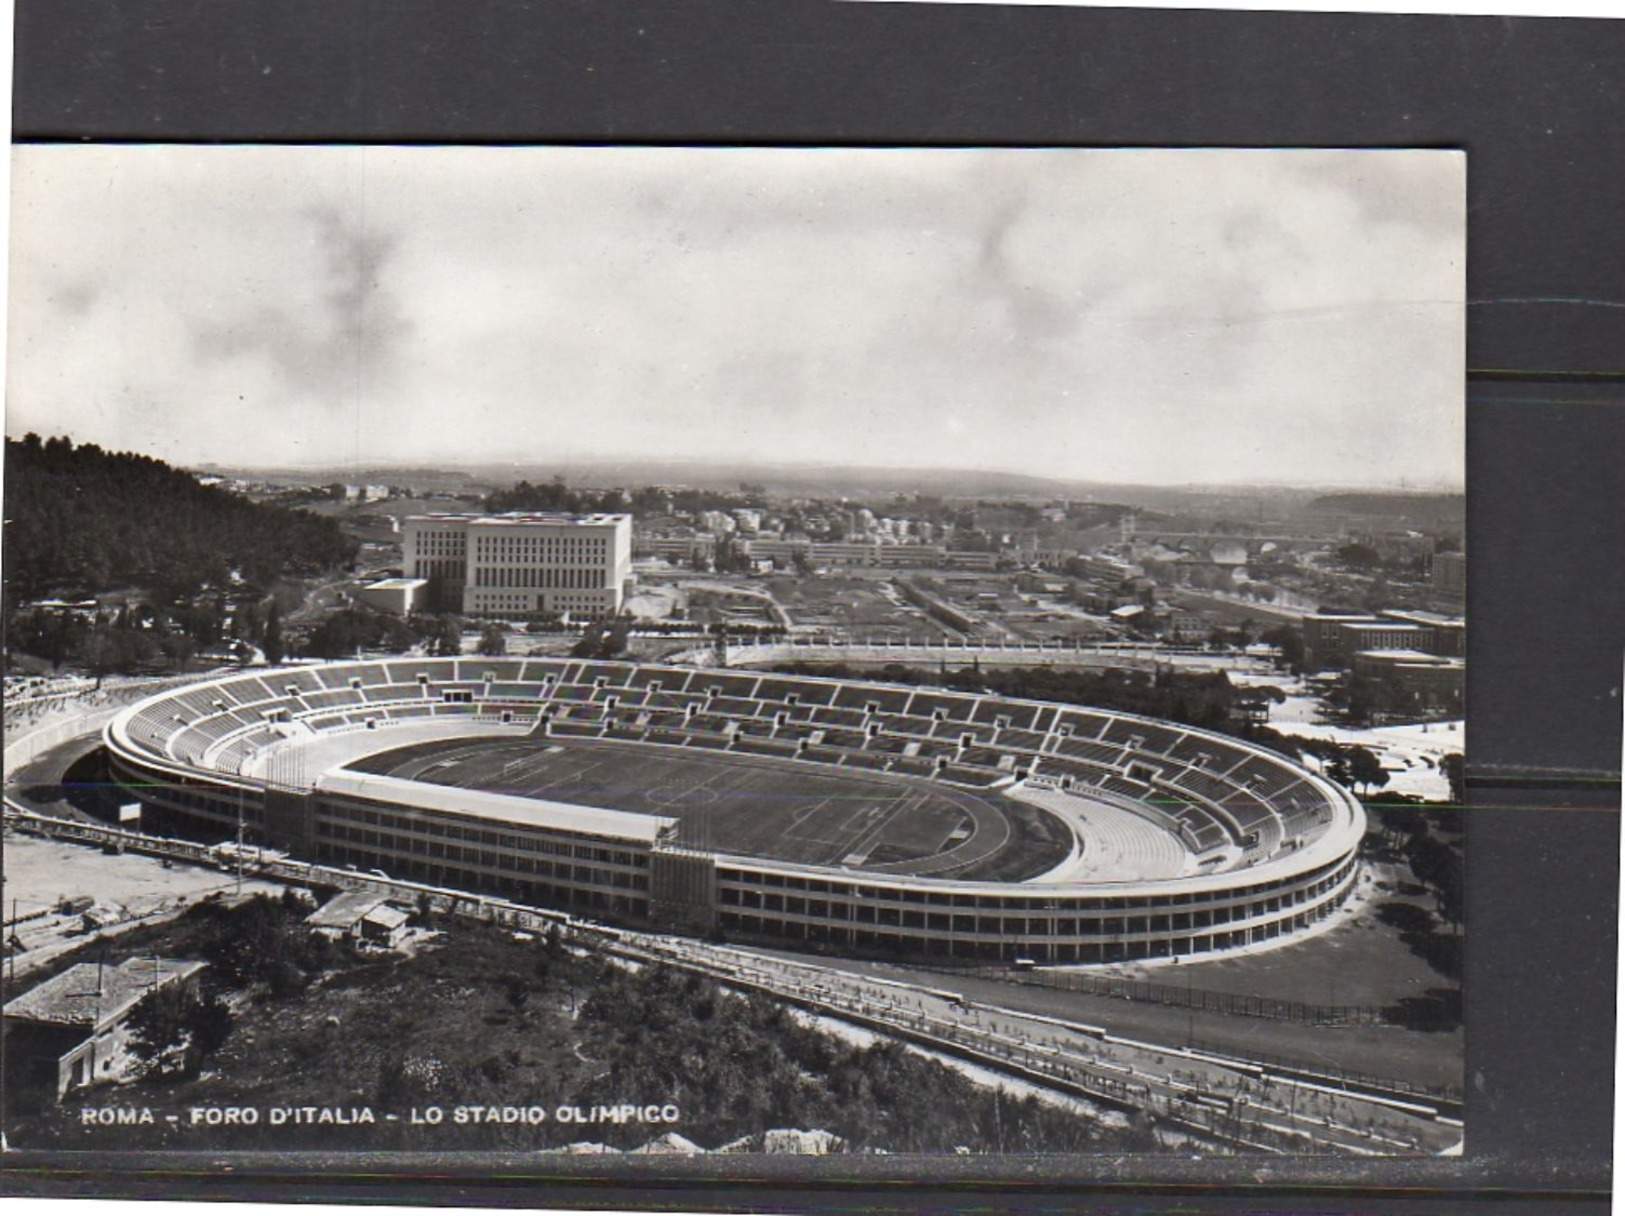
[1303, 610, 1467, 670]
[353, 577, 429, 616]
[637, 534, 716, 563]
[1351, 649, 1465, 716]
[1379, 609, 1467, 658]
[306, 891, 413, 949]
[1081, 553, 1143, 583]
[3, 959, 206, 1099]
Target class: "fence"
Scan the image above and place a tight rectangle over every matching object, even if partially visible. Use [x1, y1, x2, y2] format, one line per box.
[1187, 1038, 1463, 1107]
[3, 673, 219, 778]
[917, 960, 1391, 1027]
[4, 801, 1460, 1130]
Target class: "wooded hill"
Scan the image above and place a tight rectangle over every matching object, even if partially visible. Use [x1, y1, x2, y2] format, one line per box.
[3, 434, 356, 602]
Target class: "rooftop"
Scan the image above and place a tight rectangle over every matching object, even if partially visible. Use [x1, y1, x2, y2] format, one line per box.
[362, 904, 412, 932]
[3, 959, 205, 1029]
[306, 889, 391, 930]
[1381, 609, 1466, 628]
[407, 512, 630, 527]
[318, 769, 675, 845]
[1354, 648, 1465, 667]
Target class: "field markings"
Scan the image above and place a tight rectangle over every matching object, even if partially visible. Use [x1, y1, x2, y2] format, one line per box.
[778, 795, 885, 858]
[860, 788, 1016, 876]
[783, 794, 842, 835]
[360, 734, 1034, 874]
[826, 794, 911, 867]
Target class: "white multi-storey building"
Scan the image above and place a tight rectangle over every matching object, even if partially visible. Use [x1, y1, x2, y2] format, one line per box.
[402, 512, 632, 620]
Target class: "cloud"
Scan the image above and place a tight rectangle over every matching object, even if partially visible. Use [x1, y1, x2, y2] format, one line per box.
[5, 146, 1463, 486]
[53, 278, 103, 316]
[189, 204, 412, 405]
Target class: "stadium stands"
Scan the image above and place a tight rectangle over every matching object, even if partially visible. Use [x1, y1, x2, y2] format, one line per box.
[105, 656, 1364, 965]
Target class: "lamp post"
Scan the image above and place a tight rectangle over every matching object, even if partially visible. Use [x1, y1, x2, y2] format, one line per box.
[235, 778, 246, 899]
[1186, 967, 1194, 1048]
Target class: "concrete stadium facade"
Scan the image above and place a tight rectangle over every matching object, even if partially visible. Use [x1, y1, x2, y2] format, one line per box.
[104, 658, 1365, 964]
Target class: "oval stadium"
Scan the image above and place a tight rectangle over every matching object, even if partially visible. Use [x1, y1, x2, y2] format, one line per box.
[105, 657, 1364, 964]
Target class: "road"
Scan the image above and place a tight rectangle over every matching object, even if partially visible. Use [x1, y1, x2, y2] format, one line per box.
[3, 804, 1460, 1157]
[610, 932, 1460, 1155]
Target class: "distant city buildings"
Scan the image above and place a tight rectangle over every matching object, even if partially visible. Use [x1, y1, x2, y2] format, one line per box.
[1358, 530, 1438, 564]
[1431, 550, 1466, 598]
[634, 528, 1009, 572]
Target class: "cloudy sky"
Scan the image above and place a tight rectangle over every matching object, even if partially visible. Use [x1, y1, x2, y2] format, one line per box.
[6, 145, 1462, 487]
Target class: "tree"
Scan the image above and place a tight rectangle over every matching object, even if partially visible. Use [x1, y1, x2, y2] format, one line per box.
[75, 624, 137, 688]
[262, 600, 285, 664]
[477, 622, 508, 656]
[234, 599, 262, 644]
[125, 982, 194, 1077]
[126, 981, 234, 1079]
[2, 435, 357, 608]
[1335, 541, 1382, 572]
[159, 631, 197, 667]
[1380, 805, 1427, 848]
[1407, 834, 1464, 929]
[1261, 624, 1304, 674]
[1232, 684, 1285, 733]
[1440, 753, 1466, 806]
[185, 990, 235, 1069]
[200, 894, 328, 995]
[571, 618, 630, 660]
[303, 608, 377, 659]
[714, 537, 754, 575]
[427, 616, 463, 657]
[501, 973, 531, 1013]
[1323, 744, 1353, 790]
[1346, 745, 1389, 796]
[382, 615, 418, 653]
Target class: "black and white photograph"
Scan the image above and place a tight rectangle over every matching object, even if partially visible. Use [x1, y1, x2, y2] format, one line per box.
[3, 144, 1467, 1161]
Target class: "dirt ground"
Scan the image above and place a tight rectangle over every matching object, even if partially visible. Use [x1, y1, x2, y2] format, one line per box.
[3, 832, 283, 974]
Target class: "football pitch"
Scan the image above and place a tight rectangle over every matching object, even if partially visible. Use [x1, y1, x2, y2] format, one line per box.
[344, 735, 1041, 877]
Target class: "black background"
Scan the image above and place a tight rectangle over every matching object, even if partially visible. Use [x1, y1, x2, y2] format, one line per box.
[7, 2, 1622, 1211]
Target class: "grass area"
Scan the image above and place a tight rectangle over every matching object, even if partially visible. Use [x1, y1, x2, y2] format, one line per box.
[950, 801, 1074, 883]
[10, 913, 1144, 1154]
[743, 946, 1463, 1095]
[1118, 862, 1454, 1012]
[347, 736, 1066, 879]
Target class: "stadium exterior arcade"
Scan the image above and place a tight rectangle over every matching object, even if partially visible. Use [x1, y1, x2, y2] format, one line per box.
[104, 658, 1365, 964]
